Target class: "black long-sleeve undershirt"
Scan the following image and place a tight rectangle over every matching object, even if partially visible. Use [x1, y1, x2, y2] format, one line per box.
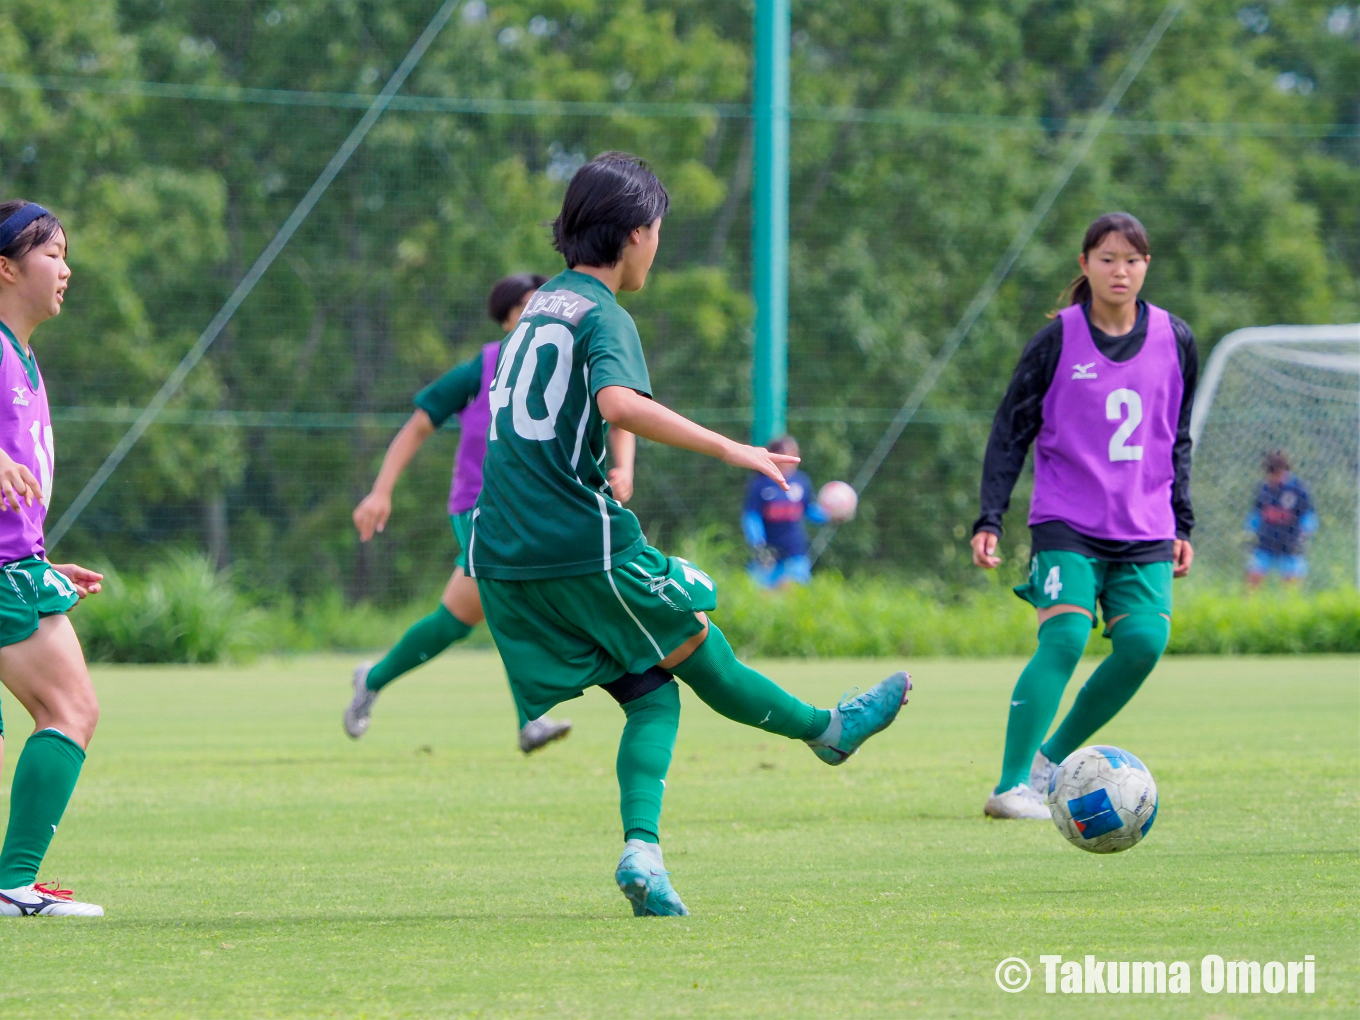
[972, 301, 1198, 561]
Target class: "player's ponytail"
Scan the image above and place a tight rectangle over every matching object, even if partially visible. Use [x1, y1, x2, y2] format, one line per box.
[1050, 211, 1150, 316]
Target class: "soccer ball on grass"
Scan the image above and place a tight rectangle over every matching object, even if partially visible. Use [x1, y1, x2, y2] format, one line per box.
[1048, 745, 1157, 854]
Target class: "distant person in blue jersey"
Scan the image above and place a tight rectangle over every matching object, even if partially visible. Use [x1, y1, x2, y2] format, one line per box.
[742, 435, 827, 588]
[1246, 450, 1317, 588]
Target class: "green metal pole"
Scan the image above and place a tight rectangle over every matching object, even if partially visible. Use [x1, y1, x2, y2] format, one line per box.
[752, 0, 789, 445]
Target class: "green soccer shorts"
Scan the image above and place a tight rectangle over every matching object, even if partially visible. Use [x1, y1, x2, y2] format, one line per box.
[1014, 549, 1173, 634]
[477, 546, 716, 723]
[450, 510, 472, 571]
[0, 557, 81, 735]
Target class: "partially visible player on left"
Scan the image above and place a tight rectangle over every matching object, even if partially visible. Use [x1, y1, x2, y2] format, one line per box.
[0, 201, 106, 917]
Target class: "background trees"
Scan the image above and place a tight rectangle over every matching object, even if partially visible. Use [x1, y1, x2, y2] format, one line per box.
[2, 0, 1355, 600]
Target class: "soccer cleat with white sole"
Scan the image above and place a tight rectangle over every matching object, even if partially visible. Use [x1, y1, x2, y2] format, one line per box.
[519, 715, 572, 754]
[343, 663, 379, 739]
[984, 783, 1052, 820]
[0, 881, 103, 917]
[1029, 749, 1057, 800]
[615, 840, 689, 917]
[806, 672, 911, 765]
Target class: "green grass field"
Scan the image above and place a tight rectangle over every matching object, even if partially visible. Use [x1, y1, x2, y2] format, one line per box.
[0, 653, 1355, 1018]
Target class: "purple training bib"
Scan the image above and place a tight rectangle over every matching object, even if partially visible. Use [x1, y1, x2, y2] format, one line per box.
[448, 340, 500, 515]
[0, 339, 53, 562]
[1028, 303, 1181, 541]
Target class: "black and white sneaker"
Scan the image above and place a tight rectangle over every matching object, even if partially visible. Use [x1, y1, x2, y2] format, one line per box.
[518, 715, 572, 754]
[344, 663, 379, 739]
[0, 881, 103, 917]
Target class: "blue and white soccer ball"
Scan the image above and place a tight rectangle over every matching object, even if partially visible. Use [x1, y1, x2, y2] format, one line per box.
[1047, 745, 1158, 854]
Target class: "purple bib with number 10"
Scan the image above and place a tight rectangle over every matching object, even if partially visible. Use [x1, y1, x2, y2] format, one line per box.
[0, 338, 54, 563]
[1028, 303, 1181, 542]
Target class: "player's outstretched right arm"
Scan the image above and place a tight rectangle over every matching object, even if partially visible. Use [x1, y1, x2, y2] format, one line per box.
[353, 409, 436, 541]
[596, 385, 798, 490]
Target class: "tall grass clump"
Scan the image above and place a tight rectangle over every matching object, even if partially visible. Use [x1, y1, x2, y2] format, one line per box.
[706, 569, 1360, 658]
[74, 552, 262, 663]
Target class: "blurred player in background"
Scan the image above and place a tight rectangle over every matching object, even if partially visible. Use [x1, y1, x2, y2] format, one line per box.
[346, 273, 635, 753]
[741, 434, 827, 588]
[471, 153, 909, 917]
[971, 212, 1197, 821]
[1245, 450, 1317, 588]
[0, 201, 106, 917]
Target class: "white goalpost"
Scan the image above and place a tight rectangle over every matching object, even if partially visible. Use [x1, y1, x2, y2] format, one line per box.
[1190, 324, 1360, 589]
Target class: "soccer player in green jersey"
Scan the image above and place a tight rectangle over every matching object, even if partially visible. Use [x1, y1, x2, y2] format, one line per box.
[347, 274, 628, 753]
[470, 153, 911, 917]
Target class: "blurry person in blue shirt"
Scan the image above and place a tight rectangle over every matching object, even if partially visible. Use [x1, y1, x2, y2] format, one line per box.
[742, 435, 827, 588]
[1245, 450, 1317, 588]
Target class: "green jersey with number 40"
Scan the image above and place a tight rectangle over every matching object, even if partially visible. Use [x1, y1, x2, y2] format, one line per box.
[468, 270, 652, 580]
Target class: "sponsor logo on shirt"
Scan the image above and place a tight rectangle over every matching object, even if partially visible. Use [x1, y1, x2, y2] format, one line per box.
[522, 289, 598, 326]
[1070, 362, 1098, 380]
[11, 386, 30, 406]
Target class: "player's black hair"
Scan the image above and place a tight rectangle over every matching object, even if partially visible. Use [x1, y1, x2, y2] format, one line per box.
[766, 434, 799, 455]
[552, 152, 670, 268]
[1264, 449, 1291, 475]
[0, 200, 64, 262]
[487, 272, 549, 324]
[1052, 212, 1150, 314]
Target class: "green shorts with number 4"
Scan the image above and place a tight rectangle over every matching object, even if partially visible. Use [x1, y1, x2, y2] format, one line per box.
[477, 546, 715, 723]
[1014, 550, 1173, 634]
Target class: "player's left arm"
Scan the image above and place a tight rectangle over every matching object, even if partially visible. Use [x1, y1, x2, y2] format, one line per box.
[48, 562, 103, 598]
[596, 385, 797, 489]
[1171, 318, 1199, 577]
[607, 428, 635, 503]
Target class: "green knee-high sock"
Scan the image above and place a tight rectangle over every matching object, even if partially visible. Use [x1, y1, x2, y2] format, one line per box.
[366, 604, 472, 691]
[995, 612, 1089, 793]
[617, 682, 681, 843]
[1041, 613, 1168, 764]
[671, 624, 829, 740]
[0, 729, 86, 888]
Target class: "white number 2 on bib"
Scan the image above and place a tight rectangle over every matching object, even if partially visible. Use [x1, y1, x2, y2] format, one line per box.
[1106, 388, 1144, 462]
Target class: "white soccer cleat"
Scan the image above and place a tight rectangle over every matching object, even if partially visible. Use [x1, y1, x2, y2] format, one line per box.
[1029, 749, 1057, 800]
[984, 783, 1052, 820]
[344, 663, 379, 739]
[519, 715, 572, 754]
[0, 881, 103, 917]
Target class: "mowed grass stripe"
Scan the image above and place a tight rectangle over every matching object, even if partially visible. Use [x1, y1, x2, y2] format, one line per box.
[0, 654, 1354, 1018]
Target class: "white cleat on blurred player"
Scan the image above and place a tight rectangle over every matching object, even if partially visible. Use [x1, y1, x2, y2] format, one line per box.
[984, 783, 1052, 820]
[0, 881, 103, 917]
[344, 662, 379, 739]
[519, 715, 572, 754]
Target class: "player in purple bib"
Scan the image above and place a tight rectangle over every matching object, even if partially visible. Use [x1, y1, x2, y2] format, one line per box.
[344, 274, 636, 752]
[971, 212, 1198, 821]
[0, 201, 108, 917]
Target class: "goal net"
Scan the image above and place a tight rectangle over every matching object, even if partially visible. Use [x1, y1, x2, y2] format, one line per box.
[1190, 325, 1360, 590]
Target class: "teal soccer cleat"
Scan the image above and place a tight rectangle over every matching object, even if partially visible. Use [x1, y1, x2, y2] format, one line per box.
[806, 671, 911, 765]
[615, 840, 689, 917]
